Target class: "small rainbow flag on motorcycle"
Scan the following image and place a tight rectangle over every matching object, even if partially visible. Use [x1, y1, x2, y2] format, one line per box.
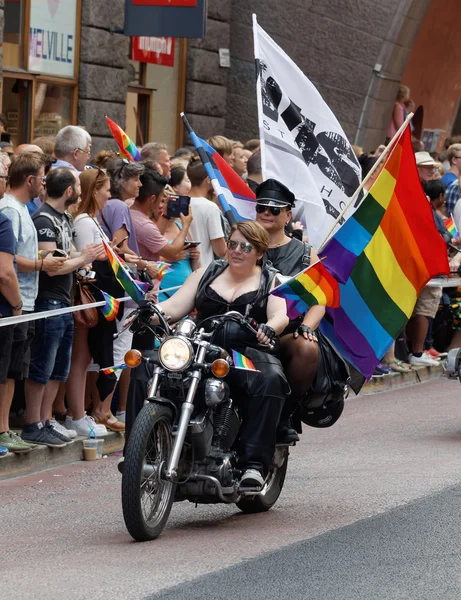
[157, 262, 173, 282]
[99, 291, 120, 321]
[100, 364, 128, 375]
[444, 215, 459, 239]
[105, 115, 141, 162]
[231, 350, 259, 372]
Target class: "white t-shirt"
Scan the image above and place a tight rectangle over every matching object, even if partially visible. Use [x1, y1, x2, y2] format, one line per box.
[73, 214, 103, 252]
[189, 196, 224, 267]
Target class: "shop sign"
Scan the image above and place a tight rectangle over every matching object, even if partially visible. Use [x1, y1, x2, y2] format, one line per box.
[28, 0, 77, 78]
[132, 0, 196, 5]
[125, 0, 206, 37]
[132, 37, 175, 67]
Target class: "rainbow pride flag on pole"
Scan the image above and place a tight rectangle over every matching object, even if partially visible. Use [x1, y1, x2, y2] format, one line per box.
[444, 215, 459, 239]
[157, 262, 173, 282]
[318, 126, 449, 379]
[100, 364, 128, 375]
[102, 239, 145, 303]
[271, 261, 340, 318]
[105, 115, 141, 162]
[99, 291, 120, 321]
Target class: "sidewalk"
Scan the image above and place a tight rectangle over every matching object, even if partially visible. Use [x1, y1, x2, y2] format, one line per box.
[360, 363, 444, 395]
[0, 431, 124, 480]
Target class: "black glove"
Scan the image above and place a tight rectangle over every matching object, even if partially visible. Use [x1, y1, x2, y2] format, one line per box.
[257, 323, 276, 343]
[294, 325, 318, 341]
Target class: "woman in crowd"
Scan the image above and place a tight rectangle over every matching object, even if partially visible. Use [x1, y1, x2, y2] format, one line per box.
[387, 85, 410, 142]
[126, 220, 289, 488]
[157, 166, 201, 301]
[207, 135, 234, 166]
[64, 169, 112, 436]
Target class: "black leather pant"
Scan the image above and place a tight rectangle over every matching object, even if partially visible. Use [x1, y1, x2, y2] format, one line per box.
[125, 348, 288, 476]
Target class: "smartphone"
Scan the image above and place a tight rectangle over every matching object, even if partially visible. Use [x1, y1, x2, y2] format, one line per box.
[78, 268, 96, 278]
[184, 241, 201, 248]
[53, 249, 66, 257]
[166, 195, 190, 218]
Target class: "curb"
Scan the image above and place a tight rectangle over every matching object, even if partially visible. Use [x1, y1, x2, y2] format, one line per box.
[360, 364, 444, 395]
[0, 431, 125, 480]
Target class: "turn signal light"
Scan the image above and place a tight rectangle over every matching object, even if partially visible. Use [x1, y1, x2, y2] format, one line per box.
[124, 349, 142, 368]
[211, 358, 230, 378]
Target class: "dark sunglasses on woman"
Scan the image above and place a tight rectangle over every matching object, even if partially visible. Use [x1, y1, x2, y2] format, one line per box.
[226, 239, 254, 253]
[255, 203, 287, 216]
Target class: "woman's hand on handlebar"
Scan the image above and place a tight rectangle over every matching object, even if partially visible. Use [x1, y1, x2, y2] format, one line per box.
[256, 324, 276, 345]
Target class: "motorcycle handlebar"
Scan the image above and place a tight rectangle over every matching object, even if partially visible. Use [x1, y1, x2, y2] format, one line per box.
[211, 311, 276, 352]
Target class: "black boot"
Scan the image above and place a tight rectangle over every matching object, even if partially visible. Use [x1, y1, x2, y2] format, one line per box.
[276, 418, 299, 444]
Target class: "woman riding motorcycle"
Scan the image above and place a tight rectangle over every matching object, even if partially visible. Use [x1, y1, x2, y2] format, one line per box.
[255, 179, 348, 442]
[125, 220, 289, 489]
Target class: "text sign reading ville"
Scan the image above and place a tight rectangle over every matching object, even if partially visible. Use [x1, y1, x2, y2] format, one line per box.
[132, 37, 175, 67]
[132, 0, 196, 5]
[125, 0, 206, 37]
[28, 0, 77, 77]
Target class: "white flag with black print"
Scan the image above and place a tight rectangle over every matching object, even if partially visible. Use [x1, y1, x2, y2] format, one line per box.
[252, 15, 362, 249]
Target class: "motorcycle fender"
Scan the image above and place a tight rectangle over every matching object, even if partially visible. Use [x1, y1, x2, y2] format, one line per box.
[145, 396, 178, 420]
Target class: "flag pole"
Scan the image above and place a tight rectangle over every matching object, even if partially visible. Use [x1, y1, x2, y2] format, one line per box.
[318, 112, 414, 251]
[180, 112, 237, 227]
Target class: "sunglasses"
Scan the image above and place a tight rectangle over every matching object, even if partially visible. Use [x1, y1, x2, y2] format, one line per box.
[256, 203, 287, 216]
[227, 239, 254, 253]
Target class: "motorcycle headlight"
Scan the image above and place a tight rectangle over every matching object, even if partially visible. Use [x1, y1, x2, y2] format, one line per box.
[159, 337, 193, 372]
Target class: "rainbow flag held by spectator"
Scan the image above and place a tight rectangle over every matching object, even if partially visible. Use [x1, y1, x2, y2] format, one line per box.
[444, 215, 459, 239]
[99, 291, 120, 321]
[105, 115, 141, 162]
[157, 262, 173, 282]
[318, 126, 450, 379]
[100, 364, 128, 375]
[102, 239, 145, 303]
[271, 260, 340, 318]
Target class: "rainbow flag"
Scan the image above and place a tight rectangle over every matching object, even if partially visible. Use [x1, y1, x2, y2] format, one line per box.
[134, 280, 150, 293]
[99, 291, 120, 321]
[318, 126, 449, 379]
[444, 215, 459, 239]
[102, 239, 145, 303]
[157, 262, 173, 282]
[105, 115, 141, 162]
[271, 261, 340, 318]
[100, 364, 128, 375]
[231, 350, 260, 372]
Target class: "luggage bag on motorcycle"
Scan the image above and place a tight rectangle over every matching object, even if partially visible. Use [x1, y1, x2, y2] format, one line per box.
[300, 331, 350, 428]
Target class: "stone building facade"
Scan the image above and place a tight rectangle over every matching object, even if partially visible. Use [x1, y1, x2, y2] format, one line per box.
[1, 0, 460, 153]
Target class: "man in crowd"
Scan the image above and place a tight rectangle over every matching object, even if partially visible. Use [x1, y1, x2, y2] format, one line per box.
[233, 144, 248, 179]
[187, 159, 226, 266]
[441, 143, 461, 188]
[0, 213, 31, 454]
[415, 151, 438, 183]
[246, 151, 263, 193]
[0, 153, 67, 448]
[130, 168, 192, 262]
[141, 142, 172, 179]
[22, 168, 103, 447]
[53, 125, 91, 173]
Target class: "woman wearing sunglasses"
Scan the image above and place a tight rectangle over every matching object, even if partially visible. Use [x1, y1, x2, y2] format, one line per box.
[255, 179, 343, 442]
[127, 220, 289, 489]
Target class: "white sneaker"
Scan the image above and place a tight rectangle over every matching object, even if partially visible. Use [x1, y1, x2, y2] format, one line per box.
[409, 353, 440, 367]
[115, 411, 126, 424]
[240, 468, 264, 489]
[66, 414, 108, 437]
[50, 418, 77, 439]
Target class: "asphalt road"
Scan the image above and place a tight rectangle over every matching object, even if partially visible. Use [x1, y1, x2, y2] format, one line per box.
[2, 377, 461, 600]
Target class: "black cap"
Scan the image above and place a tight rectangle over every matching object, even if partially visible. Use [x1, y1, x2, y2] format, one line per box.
[255, 178, 295, 208]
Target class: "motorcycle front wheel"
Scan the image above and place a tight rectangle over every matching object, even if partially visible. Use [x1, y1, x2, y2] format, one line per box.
[122, 403, 176, 541]
[236, 446, 289, 514]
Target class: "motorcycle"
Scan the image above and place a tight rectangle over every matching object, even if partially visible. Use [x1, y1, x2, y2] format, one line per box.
[120, 300, 291, 542]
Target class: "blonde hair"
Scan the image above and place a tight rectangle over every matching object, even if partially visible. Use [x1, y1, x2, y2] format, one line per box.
[397, 85, 410, 101]
[207, 135, 233, 158]
[230, 220, 269, 255]
[447, 144, 461, 165]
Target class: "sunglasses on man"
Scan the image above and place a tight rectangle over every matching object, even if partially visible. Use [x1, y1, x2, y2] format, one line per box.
[255, 203, 289, 216]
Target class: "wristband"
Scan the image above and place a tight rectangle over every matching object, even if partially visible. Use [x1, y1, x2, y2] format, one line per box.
[12, 300, 23, 311]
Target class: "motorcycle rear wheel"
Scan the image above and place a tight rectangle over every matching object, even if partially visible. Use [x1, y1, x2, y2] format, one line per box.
[236, 446, 289, 514]
[122, 403, 176, 541]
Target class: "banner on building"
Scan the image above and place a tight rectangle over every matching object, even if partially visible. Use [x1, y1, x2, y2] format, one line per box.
[132, 36, 175, 67]
[28, 0, 78, 78]
[253, 15, 362, 249]
[125, 0, 206, 37]
[132, 0, 196, 5]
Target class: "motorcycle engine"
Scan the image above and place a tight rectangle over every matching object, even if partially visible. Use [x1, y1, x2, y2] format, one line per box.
[212, 399, 241, 452]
